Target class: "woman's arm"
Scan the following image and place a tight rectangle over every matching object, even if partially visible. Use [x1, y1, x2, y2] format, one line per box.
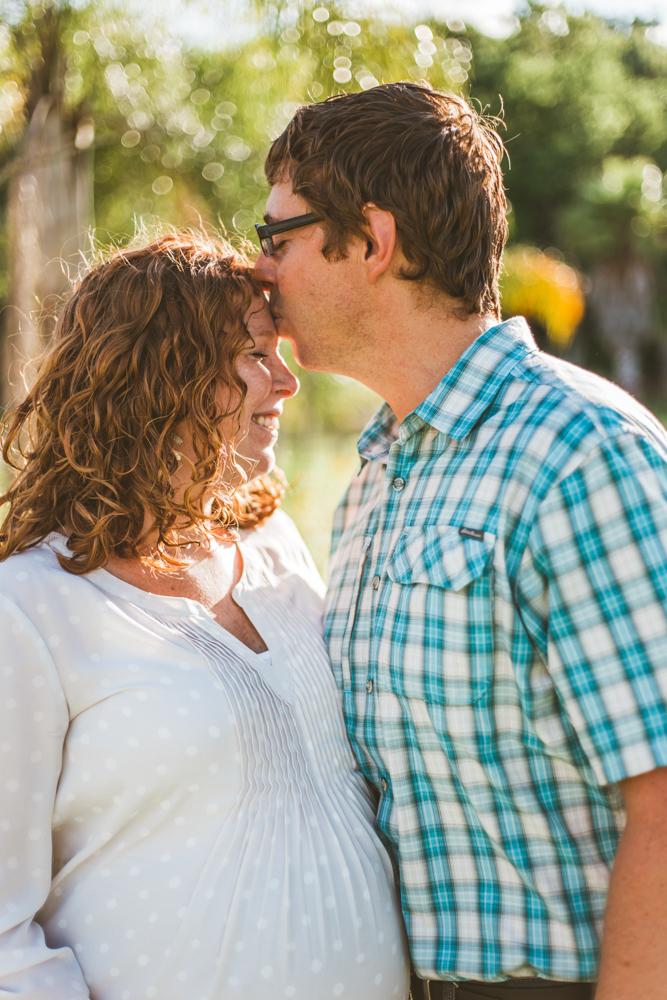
[0, 594, 90, 997]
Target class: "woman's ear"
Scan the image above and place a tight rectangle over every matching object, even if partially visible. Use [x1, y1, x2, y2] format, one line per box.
[361, 204, 397, 285]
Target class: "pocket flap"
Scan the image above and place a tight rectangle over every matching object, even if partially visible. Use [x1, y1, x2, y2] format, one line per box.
[386, 526, 495, 591]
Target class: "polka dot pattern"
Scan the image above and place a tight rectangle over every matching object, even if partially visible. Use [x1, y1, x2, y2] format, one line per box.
[0, 516, 410, 999]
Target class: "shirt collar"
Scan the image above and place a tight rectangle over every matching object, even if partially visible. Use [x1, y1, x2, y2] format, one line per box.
[358, 317, 537, 462]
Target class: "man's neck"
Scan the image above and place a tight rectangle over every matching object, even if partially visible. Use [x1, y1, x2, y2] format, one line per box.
[349, 306, 497, 424]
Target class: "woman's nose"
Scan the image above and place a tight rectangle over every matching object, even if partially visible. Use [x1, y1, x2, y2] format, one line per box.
[274, 362, 299, 399]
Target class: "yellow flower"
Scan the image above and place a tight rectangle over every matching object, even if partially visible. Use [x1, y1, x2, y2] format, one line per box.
[501, 246, 585, 348]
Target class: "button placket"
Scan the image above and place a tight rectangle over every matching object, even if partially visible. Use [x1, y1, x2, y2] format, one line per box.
[373, 450, 410, 692]
[345, 519, 381, 694]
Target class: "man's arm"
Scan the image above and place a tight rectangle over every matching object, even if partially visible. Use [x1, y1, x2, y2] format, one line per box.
[516, 430, 667, 989]
[596, 766, 667, 1000]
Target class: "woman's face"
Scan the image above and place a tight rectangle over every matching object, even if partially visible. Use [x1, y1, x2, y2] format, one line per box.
[232, 296, 299, 480]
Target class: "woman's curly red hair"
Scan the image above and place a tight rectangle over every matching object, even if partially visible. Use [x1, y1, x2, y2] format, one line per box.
[0, 232, 286, 575]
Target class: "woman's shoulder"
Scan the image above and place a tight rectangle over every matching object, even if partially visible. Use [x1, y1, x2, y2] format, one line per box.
[0, 539, 60, 585]
[0, 536, 91, 614]
[242, 509, 326, 600]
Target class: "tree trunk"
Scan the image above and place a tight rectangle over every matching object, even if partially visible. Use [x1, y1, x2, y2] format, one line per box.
[589, 256, 654, 399]
[2, 95, 93, 406]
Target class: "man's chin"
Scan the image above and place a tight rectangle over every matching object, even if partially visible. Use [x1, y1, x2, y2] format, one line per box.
[280, 330, 314, 369]
[274, 322, 327, 373]
[289, 343, 330, 373]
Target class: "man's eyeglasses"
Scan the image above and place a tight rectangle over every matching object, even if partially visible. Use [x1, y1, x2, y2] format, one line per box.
[255, 213, 321, 257]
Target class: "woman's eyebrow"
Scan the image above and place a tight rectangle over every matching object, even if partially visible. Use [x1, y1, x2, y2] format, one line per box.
[247, 322, 276, 338]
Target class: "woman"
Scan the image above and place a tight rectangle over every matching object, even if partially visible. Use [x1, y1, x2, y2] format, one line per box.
[0, 233, 410, 999]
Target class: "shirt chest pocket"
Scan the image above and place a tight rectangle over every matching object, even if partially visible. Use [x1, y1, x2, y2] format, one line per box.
[377, 526, 496, 705]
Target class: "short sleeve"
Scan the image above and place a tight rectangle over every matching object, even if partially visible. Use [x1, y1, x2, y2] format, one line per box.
[518, 433, 667, 787]
[0, 594, 89, 997]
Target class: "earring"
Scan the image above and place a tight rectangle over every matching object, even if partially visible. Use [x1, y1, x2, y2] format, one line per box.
[171, 432, 183, 460]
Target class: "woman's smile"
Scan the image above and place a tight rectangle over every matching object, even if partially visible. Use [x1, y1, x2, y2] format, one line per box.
[251, 410, 280, 434]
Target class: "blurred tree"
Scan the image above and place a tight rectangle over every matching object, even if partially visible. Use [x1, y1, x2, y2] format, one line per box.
[0, 0, 243, 403]
[469, 5, 667, 248]
[469, 5, 667, 393]
[0, 2, 94, 401]
[557, 156, 667, 393]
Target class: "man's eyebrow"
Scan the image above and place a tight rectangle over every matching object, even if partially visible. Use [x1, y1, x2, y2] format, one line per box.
[263, 213, 278, 224]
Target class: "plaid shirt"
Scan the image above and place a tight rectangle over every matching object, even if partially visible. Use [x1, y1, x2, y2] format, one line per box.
[323, 317, 667, 983]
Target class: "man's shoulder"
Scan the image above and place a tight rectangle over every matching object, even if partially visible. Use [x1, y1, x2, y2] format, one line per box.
[498, 349, 667, 466]
[334, 347, 667, 544]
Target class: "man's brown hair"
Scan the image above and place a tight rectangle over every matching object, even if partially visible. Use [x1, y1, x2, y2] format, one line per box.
[265, 82, 508, 317]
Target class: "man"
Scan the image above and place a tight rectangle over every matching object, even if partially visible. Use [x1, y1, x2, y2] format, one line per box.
[254, 82, 667, 1000]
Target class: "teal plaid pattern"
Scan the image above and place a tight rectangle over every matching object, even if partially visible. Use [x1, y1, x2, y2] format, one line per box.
[323, 317, 667, 984]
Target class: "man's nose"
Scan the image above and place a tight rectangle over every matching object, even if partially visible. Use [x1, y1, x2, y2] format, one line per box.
[252, 249, 276, 292]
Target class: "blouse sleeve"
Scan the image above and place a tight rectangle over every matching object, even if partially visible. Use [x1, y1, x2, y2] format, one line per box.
[0, 593, 90, 998]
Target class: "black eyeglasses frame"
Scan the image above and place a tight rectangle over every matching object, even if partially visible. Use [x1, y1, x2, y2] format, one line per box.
[255, 213, 321, 256]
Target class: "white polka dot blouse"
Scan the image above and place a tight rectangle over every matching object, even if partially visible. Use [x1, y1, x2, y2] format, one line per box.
[0, 511, 410, 999]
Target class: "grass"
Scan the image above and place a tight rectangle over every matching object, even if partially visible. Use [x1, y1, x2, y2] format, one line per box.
[276, 431, 362, 579]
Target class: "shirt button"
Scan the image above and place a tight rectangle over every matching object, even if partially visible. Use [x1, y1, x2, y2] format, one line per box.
[372, 575, 380, 590]
[380, 777, 389, 792]
[366, 678, 374, 694]
[392, 477, 406, 492]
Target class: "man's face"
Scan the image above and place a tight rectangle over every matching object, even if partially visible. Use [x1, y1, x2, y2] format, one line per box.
[253, 179, 365, 374]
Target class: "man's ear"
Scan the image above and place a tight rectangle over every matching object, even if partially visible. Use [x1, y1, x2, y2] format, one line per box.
[362, 204, 397, 285]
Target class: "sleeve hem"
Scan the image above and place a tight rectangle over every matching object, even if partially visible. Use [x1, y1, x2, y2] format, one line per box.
[594, 738, 667, 786]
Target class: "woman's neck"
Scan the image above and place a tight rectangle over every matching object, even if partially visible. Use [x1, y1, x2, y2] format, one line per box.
[103, 533, 268, 654]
